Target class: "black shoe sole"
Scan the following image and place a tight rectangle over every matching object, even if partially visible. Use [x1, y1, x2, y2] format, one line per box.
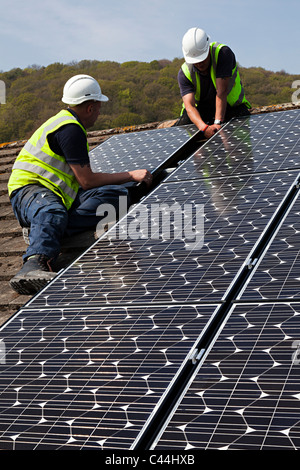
[10, 277, 54, 296]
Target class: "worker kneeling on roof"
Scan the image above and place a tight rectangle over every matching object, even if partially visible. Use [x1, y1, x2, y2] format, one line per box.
[8, 74, 152, 295]
[174, 27, 251, 137]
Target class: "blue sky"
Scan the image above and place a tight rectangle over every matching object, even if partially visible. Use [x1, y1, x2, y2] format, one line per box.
[0, 0, 299, 74]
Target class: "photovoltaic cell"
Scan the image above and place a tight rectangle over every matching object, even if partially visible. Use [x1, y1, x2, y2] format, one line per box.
[0, 304, 218, 450]
[21, 170, 299, 310]
[89, 124, 198, 175]
[167, 110, 300, 182]
[154, 302, 300, 450]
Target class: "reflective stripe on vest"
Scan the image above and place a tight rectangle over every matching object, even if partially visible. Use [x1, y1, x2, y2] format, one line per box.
[8, 110, 88, 209]
[21, 141, 75, 176]
[181, 42, 250, 113]
[12, 161, 77, 200]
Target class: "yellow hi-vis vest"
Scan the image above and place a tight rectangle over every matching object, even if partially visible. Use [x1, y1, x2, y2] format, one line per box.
[8, 110, 89, 210]
[181, 42, 251, 115]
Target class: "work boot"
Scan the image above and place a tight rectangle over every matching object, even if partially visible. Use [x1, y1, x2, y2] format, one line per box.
[10, 255, 57, 295]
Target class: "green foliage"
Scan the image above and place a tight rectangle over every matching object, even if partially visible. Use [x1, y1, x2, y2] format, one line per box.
[0, 60, 299, 143]
[240, 66, 300, 107]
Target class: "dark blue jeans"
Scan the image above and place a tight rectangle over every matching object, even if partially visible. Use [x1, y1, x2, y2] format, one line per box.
[11, 184, 129, 262]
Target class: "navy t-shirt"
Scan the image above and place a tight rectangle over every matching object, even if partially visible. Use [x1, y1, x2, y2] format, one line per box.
[47, 109, 90, 166]
[178, 45, 236, 103]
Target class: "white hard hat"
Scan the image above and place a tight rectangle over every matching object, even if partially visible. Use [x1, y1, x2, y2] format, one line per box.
[182, 27, 211, 64]
[62, 74, 109, 106]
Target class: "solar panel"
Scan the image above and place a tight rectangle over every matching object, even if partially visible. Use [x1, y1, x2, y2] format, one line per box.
[19, 169, 299, 310]
[1, 109, 300, 451]
[0, 303, 218, 450]
[154, 302, 300, 450]
[237, 192, 300, 302]
[89, 124, 199, 177]
[167, 110, 300, 182]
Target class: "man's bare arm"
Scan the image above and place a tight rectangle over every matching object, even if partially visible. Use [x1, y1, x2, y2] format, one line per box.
[182, 93, 207, 131]
[182, 93, 218, 139]
[69, 163, 152, 190]
[215, 77, 230, 122]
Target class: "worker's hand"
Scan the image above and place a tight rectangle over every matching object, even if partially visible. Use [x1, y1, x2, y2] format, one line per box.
[129, 169, 153, 187]
[203, 124, 221, 139]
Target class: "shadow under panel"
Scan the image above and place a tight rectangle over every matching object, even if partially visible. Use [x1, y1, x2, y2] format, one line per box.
[154, 302, 300, 450]
[0, 303, 218, 450]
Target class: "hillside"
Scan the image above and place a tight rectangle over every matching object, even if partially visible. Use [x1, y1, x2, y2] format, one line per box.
[0, 59, 299, 143]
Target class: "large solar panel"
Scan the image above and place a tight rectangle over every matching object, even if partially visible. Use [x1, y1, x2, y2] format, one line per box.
[18, 169, 299, 310]
[167, 110, 300, 182]
[0, 303, 218, 449]
[89, 124, 199, 177]
[1, 109, 300, 451]
[154, 302, 300, 450]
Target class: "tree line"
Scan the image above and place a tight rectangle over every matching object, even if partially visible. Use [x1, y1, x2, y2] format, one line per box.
[0, 59, 299, 144]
